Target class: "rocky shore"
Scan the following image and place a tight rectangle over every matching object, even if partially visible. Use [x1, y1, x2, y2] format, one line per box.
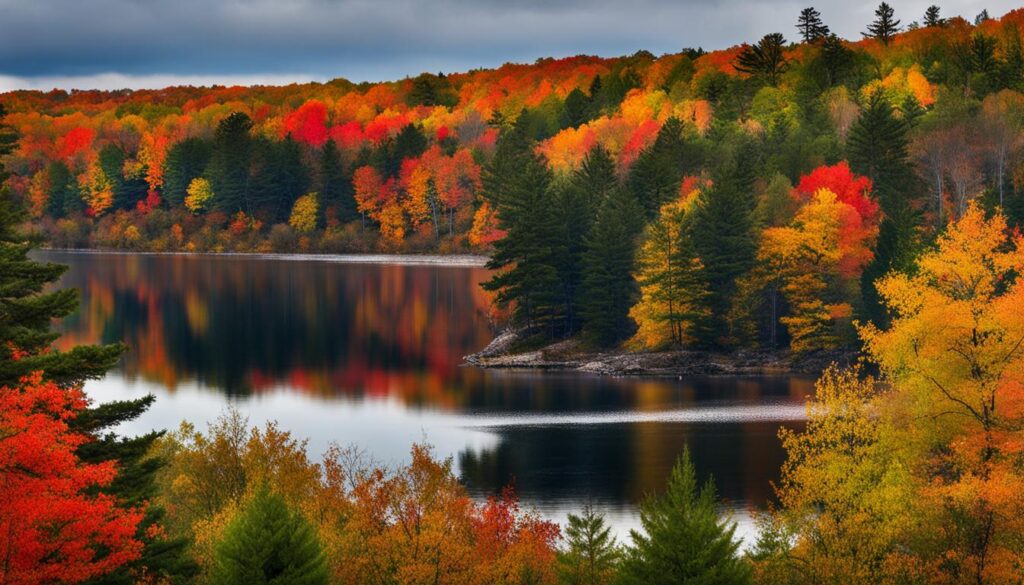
[464, 330, 855, 377]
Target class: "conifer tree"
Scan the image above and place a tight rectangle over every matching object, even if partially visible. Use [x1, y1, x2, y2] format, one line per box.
[847, 92, 920, 325]
[207, 112, 255, 214]
[864, 2, 901, 45]
[923, 5, 945, 27]
[690, 168, 757, 347]
[628, 117, 703, 218]
[482, 120, 567, 335]
[580, 187, 644, 346]
[162, 136, 212, 207]
[318, 137, 354, 221]
[210, 484, 328, 585]
[797, 7, 830, 43]
[557, 505, 620, 585]
[735, 33, 789, 86]
[618, 448, 751, 585]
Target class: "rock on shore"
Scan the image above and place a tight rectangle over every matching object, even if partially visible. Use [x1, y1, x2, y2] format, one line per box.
[464, 330, 854, 377]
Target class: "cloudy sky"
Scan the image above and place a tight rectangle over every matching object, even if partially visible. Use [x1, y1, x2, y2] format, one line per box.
[0, 0, 1017, 91]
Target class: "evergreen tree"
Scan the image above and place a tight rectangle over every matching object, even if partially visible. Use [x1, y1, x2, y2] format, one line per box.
[690, 168, 757, 347]
[0, 104, 17, 184]
[557, 505, 620, 585]
[557, 145, 620, 334]
[580, 187, 644, 346]
[628, 117, 703, 218]
[617, 448, 751, 585]
[210, 484, 328, 585]
[0, 191, 198, 583]
[923, 5, 945, 27]
[393, 123, 429, 165]
[847, 92, 921, 325]
[317, 138, 355, 221]
[251, 135, 310, 222]
[482, 122, 567, 335]
[561, 87, 591, 129]
[207, 112, 255, 214]
[99, 144, 147, 210]
[797, 7, 830, 43]
[735, 33, 789, 86]
[864, 2, 901, 45]
[44, 161, 78, 218]
[163, 137, 212, 207]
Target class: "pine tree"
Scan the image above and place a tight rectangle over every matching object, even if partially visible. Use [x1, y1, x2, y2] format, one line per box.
[847, 92, 920, 326]
[580, 187, 644, 346]
[207, 112, 255, 214]
[797, 7, 830, 43]
[162, 136, 212, 207]
[923, 5, 945, 27]
[628, 117, 703, 218]
[561, 87, 591, 129]
[0, 190, 198, 582]
[864, 2, 901, 45]
[210, 484, 328, 585]
[557, 505, 620, 585]
[734, 33, 789, 86]
[618, 448, 751, 585]
[482, 121, 567, 335]
[45, 161, 78, 218]
[690, 169, 757, 348]
[318, 138, 354, 221]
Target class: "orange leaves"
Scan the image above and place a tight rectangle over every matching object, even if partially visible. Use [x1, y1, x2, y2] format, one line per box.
[57, 127, 95, 162]
[0, 372, 143, 585]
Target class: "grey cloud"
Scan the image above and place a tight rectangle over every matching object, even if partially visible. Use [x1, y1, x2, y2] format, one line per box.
[0, 0, 1016, 89]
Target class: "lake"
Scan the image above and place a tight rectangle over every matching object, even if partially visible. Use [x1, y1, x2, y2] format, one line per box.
[41, 250, 813, 542]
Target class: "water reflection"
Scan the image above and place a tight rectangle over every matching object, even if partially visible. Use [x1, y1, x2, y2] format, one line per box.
[40, 250, 813, 539]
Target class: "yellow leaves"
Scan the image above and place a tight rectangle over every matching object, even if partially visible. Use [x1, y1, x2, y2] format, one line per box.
[289, 192, 320, 234]
[862, 65, 935, 108]
[80, 161, 113, 216]
[185, 177, 213, 214]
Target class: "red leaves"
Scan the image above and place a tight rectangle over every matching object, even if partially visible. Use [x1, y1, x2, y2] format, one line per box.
[795, 161, 878, 224]
[282, 100, 329, 147]
[56, 127, 95, 162]
[0, 373, 143, 585]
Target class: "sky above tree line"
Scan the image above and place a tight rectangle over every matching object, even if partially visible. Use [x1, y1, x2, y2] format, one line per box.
[0, 0, 1017, 91]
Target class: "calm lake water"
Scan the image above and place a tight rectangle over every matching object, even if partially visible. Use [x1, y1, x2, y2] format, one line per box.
[40, 250, 813, 542]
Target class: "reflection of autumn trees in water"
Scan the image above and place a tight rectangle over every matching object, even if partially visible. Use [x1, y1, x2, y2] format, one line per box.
[51, 253, 498, 400]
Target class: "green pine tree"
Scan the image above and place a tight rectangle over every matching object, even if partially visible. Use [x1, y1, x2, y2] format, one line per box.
[864, 2, 901, 45]
[580, 187, 644, 346]
[482, 120, 567, 336]
[690, 168, 757, 348]
[796, 7, 830, 43]
[847, 92, 921, 325]
[318, 137, 355, 222]
[162, 136, 212, 207]
[734, 33, 789, 86]
[618, 448, 752, 585]
[557, 505, 620, 585]
[628, 117, 704, 218]
[207, 112, 256, 214]
[210, 484, 329, 585]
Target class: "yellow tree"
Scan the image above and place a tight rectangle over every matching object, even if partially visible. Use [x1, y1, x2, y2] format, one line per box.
[185, 177, 213, 214]
[289, 192, 320, 234]
[861, 203, 1024, 582]
[759, 189, 860, 352]
[628, 194, 709, 349]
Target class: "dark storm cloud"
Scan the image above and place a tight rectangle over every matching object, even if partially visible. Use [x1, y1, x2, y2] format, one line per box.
[0, 0, 1015, 90]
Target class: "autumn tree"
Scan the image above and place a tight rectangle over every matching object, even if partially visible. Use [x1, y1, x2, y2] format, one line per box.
[0, 373, 144, 585]
[289, 193, 320, 234]
[618, 448, 750, 585]
[861, 204, 1024, 583]
[864, 2, 901, 45]
[185, 177, 214, 213]
[557, 505, 619, 585]
[629, 195, 710, 349]
[796, 7, 830, 43]
[735, 33, 789, 86]
[209, 484, 328, 585]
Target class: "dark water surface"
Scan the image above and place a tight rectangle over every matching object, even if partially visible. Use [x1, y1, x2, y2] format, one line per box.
[40, 250, 812, 541]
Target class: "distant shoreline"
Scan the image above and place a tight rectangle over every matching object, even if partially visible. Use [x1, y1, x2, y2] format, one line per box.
[35, 247, 491, 267]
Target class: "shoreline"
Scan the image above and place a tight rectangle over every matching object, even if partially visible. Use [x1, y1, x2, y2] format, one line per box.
[35, 247, 490, 267]
[464, 330, 856, 377]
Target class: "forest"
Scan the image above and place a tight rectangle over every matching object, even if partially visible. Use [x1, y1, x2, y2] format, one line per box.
[2, 2, 1024, 584]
